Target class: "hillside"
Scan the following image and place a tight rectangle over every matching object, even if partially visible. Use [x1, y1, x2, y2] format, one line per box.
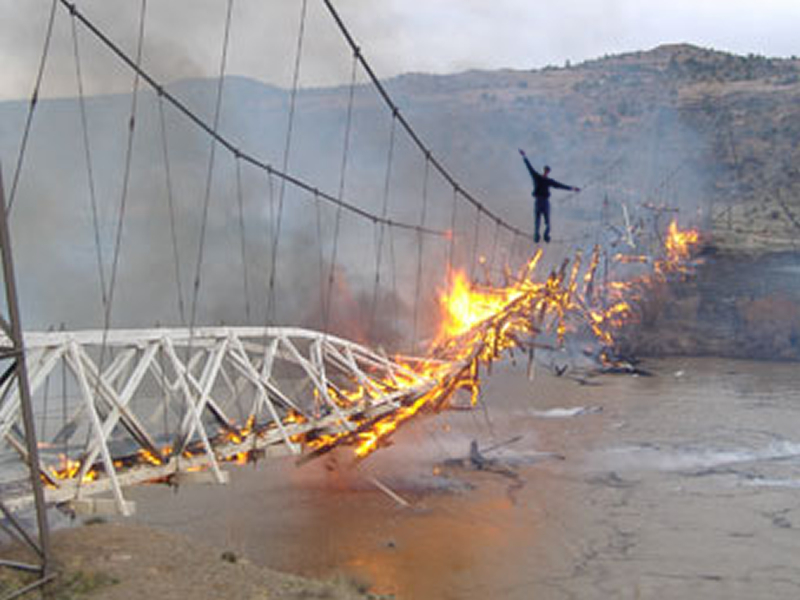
[1, 43, 798, 357]
[385, 43, 800, 252]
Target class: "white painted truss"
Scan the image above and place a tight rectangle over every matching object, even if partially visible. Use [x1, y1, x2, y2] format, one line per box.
[0, 327, 445, 515]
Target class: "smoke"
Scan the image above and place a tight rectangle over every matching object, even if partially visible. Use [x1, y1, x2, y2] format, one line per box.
[0, 69, 715, 347]
[0, 0, 402, 101]
[0, 1, 725, 359]
[0, 71, 447, 350]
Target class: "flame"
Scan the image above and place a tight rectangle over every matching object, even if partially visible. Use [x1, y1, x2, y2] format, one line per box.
[43, 221, 701, 481]
[665, 219, 700, 263]
[227, 452, 250, 465]
[437, 271, 524, 340]
[138, 449, 164, 466]
[47, 455, 98, 484]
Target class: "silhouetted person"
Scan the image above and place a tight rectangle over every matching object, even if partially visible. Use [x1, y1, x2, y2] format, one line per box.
[519, 149, 580, 243]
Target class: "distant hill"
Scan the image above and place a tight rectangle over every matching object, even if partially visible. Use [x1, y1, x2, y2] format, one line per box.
[1, 43, 799, 354]
[383, 43, 800, 253]
[4, 43, 798, 246]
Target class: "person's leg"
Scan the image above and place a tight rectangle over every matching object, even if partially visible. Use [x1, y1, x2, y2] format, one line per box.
[543, 199, 551, 243]
[534, 201, 541, 243]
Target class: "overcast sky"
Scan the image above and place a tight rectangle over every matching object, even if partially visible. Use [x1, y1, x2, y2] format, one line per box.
[1, 0, 799, 100]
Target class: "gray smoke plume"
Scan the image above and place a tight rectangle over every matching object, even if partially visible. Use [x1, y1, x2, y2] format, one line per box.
[0, 2, 721, 356]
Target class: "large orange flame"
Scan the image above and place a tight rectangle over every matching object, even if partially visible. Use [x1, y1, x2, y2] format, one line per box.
[43, 221, 701, 482]
[437, 271, 524, 340]
[315, 220, 701, 460]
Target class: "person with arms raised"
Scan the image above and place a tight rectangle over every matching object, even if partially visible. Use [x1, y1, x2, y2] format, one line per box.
[519, 149, 580, 243]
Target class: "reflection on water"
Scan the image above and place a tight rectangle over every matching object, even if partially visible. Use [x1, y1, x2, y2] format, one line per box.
[346, 492, 521, 599]
[129, 358, 800, 599]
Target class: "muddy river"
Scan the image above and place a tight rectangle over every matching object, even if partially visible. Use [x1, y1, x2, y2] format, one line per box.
[127, 357, 800, 599]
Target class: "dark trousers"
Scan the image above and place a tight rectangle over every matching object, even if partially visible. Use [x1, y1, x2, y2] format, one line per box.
[534, 197, 550, 242]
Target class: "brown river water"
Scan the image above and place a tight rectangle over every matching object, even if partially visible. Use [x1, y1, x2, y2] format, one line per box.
[127, 357, 800, 599]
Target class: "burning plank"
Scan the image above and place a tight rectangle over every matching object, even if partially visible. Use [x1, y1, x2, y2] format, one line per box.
[294, 220, 702, 461]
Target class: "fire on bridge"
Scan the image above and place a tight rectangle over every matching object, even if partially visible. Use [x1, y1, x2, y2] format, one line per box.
[14, 219, 700, 516]
[296, 219, 700, 460]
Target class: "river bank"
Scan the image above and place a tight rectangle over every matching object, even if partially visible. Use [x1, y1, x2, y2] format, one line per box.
[1, 521, 384, 599]
[5, 356, 800, 599]
[116, 357, 800, 599]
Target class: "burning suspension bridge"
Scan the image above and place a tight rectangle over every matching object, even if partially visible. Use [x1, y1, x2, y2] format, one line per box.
[0, 220, 700, 516]
[0, 0, 703, 586]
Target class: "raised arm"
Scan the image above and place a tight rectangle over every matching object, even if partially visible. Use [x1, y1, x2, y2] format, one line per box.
[518, 149, 539, 179]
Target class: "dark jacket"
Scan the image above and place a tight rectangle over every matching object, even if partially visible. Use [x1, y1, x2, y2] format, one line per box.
[522, 156, 574, 200]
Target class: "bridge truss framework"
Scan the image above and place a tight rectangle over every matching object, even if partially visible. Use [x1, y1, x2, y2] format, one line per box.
[0, 326, 446, 516]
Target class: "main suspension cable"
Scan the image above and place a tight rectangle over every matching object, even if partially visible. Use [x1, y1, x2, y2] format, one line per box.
[319, 0, 530, 239]
[56, 1, 447, 239]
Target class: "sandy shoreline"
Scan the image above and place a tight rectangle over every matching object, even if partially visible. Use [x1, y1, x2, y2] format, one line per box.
[1, 521, 389, 599]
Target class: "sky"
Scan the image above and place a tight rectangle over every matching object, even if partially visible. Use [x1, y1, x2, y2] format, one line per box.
[1, 0, 799, 100]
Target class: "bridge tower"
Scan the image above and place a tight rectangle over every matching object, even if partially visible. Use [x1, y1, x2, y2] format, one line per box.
[0, 167, 52, 588]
